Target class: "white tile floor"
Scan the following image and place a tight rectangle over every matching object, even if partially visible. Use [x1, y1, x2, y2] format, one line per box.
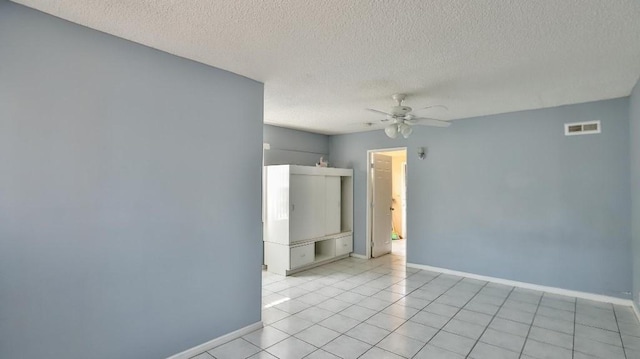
[195, 246, 640, 359]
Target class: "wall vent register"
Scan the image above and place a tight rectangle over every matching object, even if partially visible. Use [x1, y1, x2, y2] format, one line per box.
[564, 120, 601, 136]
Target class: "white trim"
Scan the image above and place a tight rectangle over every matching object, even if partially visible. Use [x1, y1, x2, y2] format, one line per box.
[267, 164, 352, 177]
[366, 147, 407, 260]
[286, 253, 351, 275]
[365, 150, 372, 260]
[349, 253, 368, 259]
[633, 302, 640, 322]
[166, 321, 263, 359]
[407, 262, 633, 306]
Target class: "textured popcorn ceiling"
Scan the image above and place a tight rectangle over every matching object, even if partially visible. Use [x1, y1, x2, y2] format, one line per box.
[13, 0, 640, 134]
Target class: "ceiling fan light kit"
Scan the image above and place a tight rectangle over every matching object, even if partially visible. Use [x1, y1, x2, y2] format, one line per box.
[383, 122, 413, 139]
[399, 123, 413, 138]
[367, 93, 451, 139]
[384, 124, 399, 138]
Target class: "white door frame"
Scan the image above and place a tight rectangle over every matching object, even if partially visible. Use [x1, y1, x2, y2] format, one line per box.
[365, 147, 407, 259]
[401, 161, 407, 239]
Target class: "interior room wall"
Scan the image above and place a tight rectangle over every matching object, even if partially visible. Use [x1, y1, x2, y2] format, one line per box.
[0, 2, 263, 358]
[330, 97, 631, 298]
[263, 124, 330, 166]
[631, 78, 640, 310]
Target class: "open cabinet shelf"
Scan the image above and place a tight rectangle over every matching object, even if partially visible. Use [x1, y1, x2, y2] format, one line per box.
[314, 238, 336, 263]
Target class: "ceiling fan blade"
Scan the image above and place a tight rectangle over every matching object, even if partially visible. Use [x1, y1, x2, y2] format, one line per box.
[365, 108, 394, 117]
[419, 104, 449, 111]
[405, 117, 451, 127]
[362, 121, 385, 127]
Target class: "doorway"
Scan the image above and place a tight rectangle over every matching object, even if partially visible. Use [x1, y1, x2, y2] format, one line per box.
[366, 148, 407, 258]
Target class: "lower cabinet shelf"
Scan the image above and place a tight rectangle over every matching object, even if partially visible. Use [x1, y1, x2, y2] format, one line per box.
[264, 232, 353, 275]
[314, 238, 336, 263]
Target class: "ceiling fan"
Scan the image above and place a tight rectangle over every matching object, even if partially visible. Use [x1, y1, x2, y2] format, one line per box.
[366, 93, 451, 138]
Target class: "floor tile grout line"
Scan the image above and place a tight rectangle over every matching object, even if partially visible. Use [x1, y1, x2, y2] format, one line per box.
[333, 284, 616, 357]
[258, 258, 416, 358]
[284, 261, 444, 358]
[533, 303, 628, 337]
[464, 285, 516, 358]
[364, 272, 481, 358]
[265, 259, 401, 358]
[406, 279, 491, 358]
[299, 259, 437, 359]
[269, 260, 394, 314]
[311, 267, 445, 334]
[372, 267, 535, 357]
[259, 257, 639, 359]
[356, 273, 470, 359]
[517, 291, 544, 358]
[318, 269, 447, 358]
[612, 303, 628, 359]
[282, 264, 443, 358]
[508, 297, 629, 349]
[260, 260, 395, 357]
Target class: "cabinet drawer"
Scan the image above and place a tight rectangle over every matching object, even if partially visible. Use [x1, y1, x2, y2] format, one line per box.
[335, 234, 353, 256]
[290, 243, 314, 269]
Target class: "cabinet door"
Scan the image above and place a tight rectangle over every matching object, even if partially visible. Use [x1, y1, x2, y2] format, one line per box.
[324, 176, 341, 235]
[290, 174, 325, 242]
[290, 243, 314, 269]
[335, 234, 353, 256]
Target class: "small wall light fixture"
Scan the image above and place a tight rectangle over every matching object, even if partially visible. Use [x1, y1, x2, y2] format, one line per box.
[417, 147, 426, 160]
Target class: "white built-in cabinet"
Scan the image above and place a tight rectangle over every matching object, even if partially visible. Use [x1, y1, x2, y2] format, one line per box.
[264, 165, 353, 275]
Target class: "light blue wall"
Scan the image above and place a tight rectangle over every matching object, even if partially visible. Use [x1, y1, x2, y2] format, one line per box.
[330, 98, 631, 298]
[0, 2, 263, 359]
[631, 78, 640, 308]
[263, 124, 329, 166]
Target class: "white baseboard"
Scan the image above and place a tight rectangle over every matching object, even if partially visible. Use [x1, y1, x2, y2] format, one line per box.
[349, 253, 368, 259]
[407, 262, 633, 307]
[166, 321, 263, 359]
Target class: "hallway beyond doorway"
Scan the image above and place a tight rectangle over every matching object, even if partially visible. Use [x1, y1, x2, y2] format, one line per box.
[392, 238, 406, 257]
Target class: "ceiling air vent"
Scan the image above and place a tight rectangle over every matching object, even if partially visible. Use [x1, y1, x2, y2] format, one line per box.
[564, 121, 601, 136]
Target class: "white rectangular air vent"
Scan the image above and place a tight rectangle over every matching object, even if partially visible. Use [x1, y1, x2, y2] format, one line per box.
[564, 120, 601, 136]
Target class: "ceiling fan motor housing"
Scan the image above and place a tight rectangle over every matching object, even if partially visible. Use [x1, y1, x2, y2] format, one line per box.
[391, 93, 407, 104]
[391, 105, 412, 116]
[367, 92, 450, 139]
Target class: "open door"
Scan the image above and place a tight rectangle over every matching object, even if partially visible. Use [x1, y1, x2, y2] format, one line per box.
[372, 153, 393, 257]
